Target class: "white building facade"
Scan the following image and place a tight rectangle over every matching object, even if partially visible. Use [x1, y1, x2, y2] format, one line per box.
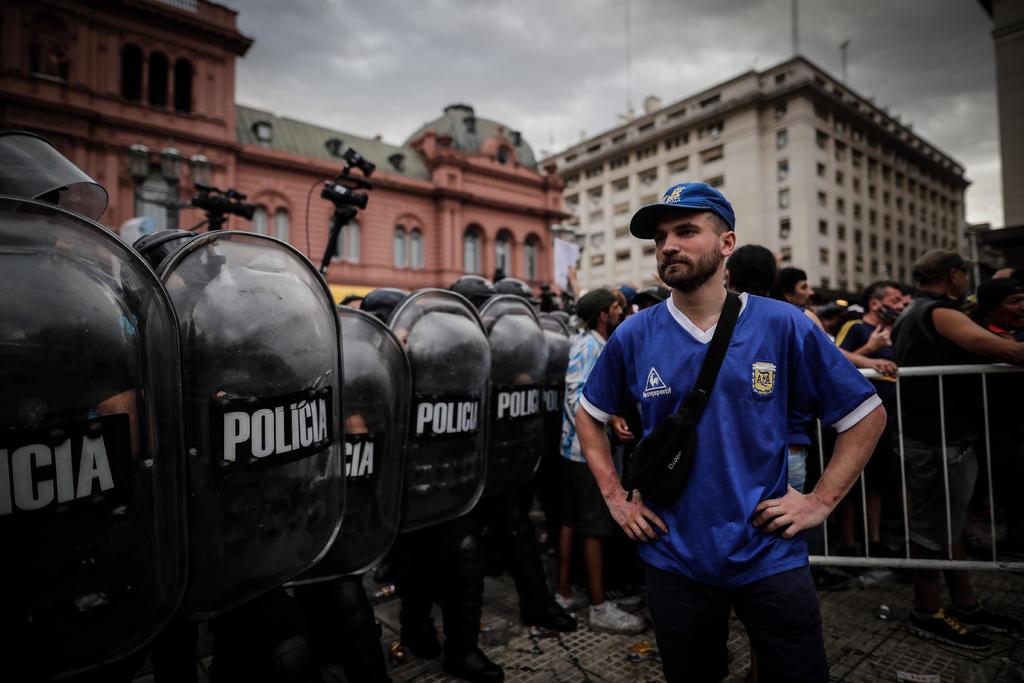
[544, 57, 968, 294]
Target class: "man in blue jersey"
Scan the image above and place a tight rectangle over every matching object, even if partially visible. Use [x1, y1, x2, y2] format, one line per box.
[575, 182, 887, 682]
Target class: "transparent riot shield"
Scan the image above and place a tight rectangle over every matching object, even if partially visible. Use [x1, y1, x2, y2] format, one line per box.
[158, 231, 344, 618]
[478, 295, 547, 495]
[0, 197, 186, 680]
[390, 289, 490, 531]
[292, 307, 410, 582]
[539, 313, 572, 459]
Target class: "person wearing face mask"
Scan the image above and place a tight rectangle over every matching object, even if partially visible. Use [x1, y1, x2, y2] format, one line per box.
[833, 281, 907, 560]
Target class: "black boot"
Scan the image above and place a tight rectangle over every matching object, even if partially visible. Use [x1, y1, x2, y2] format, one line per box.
[443, 647, 505, 683]
[293, 575, 393, 682]
[440, 527, 504, 683]
[500, 490, 577, 632]
[394, 529, 442, 659]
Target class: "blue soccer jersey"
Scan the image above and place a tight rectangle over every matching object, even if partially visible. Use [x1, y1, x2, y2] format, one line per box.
[580, 293, 880, 587]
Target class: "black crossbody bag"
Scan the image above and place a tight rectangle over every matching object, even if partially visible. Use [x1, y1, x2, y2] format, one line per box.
[621, 291, 741, 507]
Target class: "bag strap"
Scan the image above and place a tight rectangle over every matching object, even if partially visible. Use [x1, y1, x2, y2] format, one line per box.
[679, 290, 742, 412]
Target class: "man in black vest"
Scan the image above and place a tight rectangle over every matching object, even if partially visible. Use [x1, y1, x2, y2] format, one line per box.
[892, 249, 1024, 650]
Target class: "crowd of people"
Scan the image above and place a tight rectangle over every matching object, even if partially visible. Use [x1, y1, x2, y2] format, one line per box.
[337, 180, 1023, 683]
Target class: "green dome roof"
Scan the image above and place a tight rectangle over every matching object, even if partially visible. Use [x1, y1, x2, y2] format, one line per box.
[405, 104, 538, 169]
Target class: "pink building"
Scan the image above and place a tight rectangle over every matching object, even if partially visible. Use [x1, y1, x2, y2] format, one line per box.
[0, 0, 566, 299]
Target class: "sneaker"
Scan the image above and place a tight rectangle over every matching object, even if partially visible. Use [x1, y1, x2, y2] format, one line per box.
[908, 608, 992, 650]
[606, 588, 644, 609]
[555, 590, 587, 612]
[948, 602, 1023, 633]
[588, 600, 646, 635]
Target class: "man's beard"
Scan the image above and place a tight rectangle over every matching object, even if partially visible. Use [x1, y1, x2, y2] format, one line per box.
[657, 247, 723, 293]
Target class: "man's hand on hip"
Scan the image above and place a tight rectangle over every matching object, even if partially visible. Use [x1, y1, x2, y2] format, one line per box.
[604, 488, 668, 542]
[751, 485, 831, 538]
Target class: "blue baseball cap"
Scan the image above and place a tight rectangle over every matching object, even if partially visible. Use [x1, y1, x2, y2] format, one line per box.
[629, 182, 736, 239]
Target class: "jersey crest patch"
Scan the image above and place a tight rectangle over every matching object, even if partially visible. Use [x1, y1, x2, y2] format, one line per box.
[642, 367, 672, 398]
[751, 361, 776, 397]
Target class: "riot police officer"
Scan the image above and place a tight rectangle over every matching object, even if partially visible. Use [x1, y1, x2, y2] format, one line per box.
[476, 278, 576, 633]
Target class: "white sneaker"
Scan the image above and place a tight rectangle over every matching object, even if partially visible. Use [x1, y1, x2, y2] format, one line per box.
[588, 601, 646, 634]
[555, 590, 587, 611]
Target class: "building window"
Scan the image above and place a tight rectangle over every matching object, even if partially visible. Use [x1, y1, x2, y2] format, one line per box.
[818, 220, 828, 235]
[252, 206, 268, 235]
[524, 237, 539, 280]
[816, 162, 826, 178]
[135, 172, 176, 231]
[668, 157, 689, 174]
[774, 102, 788, 120]
[776, 129, 788, 149]
[610, 155, 629, 170]
[336, 220, 360, 262]
[591, 254, 605, 267]
[817, 191, 827, 207]
[705, 175, 724, 189]
[121, 44, 143, 101]
[394, 225, 407, 267]
[611, 177, 629, 192]
[777, 159, 789, 181]
[148, 51, 169, 107]
[495, 231, 512, 276]
[816, 130, 829, 149]
[410, 229, 424, 269]
[838, 224, 847, 240]
[700, 94, 721, 108]
[639, 168, 658, 186]
[29, 13, 71, 81]
[779, 219, 791, 240]
[819, 247, 830, 264]
[778, 189, 790, 209]
[615, 249, 631, 262]
[463, 226, 482, 274]
[173, 58, 193, 113]
[274, 208, 289, 242]
[584, 165, 603, 179]
[636, 145, 657, 161]
[701, 146, 724, 163]
[836, 197, 846, 214]
[780, 246, 792, 262]
[835, 170, 844, 186]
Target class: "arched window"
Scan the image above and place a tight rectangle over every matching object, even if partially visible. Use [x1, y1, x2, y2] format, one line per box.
[148, 51, 169, 107]
[29, 13, 70, 81]
[335, 220, 360, 262]
[121, 44, 143, 101]
[173, 58, 193, 113]
[495, 231, 512, 278]
[274, 208, 289, 242]
[463, 226, 482, 274]
[410, 228, 424, 269]
[252, 207, 268, 235]
[394, 225, 407, 267]
[524, 236, 539, 281]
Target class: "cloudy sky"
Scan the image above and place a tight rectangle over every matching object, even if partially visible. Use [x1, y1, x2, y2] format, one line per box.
[231, 0, 1002, 226]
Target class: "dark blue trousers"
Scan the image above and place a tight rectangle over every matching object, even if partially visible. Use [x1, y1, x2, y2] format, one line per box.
[645, 564, 828, 683]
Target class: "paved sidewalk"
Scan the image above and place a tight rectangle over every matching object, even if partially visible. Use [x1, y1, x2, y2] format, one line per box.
[379, 569, 1023, 683]
[132, 568, 1023, 683]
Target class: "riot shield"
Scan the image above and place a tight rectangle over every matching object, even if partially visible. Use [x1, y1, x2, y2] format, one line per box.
[390, 289, 490, 531]
[158, 230, 344, 618]
[478, 295, 547, 495]
[292, 307, 410, 582]
[539, 313, 572, 459]
[0, 197, 186, 680]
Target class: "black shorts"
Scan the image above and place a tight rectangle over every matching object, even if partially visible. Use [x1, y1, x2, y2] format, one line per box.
[561, 459, 618, 537]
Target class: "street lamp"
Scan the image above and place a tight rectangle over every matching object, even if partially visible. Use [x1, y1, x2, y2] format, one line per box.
[189, 151, 211, 187]
[160, 145, 184, 183]
[128, 141, 149, 183]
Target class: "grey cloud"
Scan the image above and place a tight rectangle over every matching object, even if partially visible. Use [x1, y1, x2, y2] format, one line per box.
[232, 0, 1002, 225]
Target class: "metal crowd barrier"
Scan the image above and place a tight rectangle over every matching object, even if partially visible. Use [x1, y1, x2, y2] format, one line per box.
[809, 363, 1024, 571]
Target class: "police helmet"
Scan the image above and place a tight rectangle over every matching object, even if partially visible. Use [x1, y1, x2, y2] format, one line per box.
[494, 277, 538, 302]
[133, 229, 199, 272]
[450, 275, 496, 309]
[361, 287, 408, 323]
